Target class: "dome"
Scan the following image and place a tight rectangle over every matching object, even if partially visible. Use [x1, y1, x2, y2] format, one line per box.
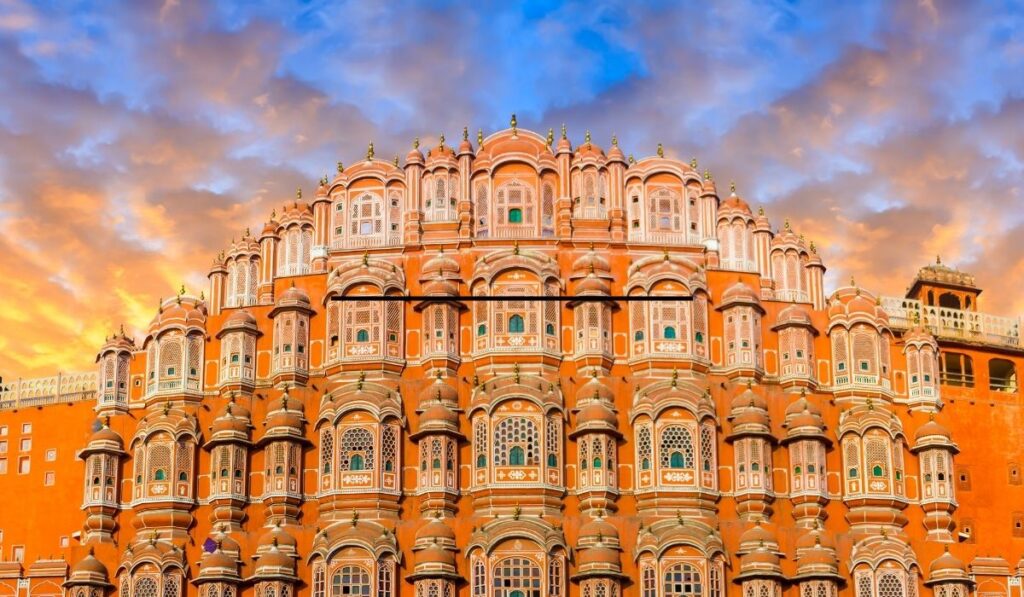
[914, 417, 952, 442]
[775, 304, 814, 328]
[256, 546, 294, 574]
[737, 522, 777, 553]
[257, 525, 298, 552]
[72, 552, 108, 576]
[577, 545, 620, 567]
[733, 408, 770, 429]
[721, 281, 760, 308]
[147, 295, 207, 337]
[576, 375, 614, 403]
[576, 402, 618, 428]
[210, 401, 251, 437]
[416, 518, 456, 543]
[579, 517, 619, 543]
[88, 424, 124, 449]
[575, 275, 611, 295]
[223, 309, 258, 330]
[422, 250, 461, 278]
[930, 550, 967, 575]
[571, 249, 611, 277]
[418, 378, 458, 405]
[794, 526, 835, 552]
[419, 404, 460, 428]
[415, 545, 455, 567]
[719, 190, 753, 216]
[277, 284, 311, 306]
[201, 548, 237, 572]
[731, 385, 767, 412]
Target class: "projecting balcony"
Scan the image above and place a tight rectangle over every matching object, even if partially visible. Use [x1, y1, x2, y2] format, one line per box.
[277, 263, 311, 277]
[773, 289, 811, 303]
[718, 258, 759, 273]
[330, 233, 403, 251]
[572, 204, 608, 220]
[881, 296, 1022, 349]
[0, 372, 97, 410]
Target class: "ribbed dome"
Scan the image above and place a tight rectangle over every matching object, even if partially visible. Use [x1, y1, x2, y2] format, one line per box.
[88, 424, 124, 448]
[930, 549, 967, 574]
[422, 250, 461, 278]
[576, 402, 618, 427]
[257, 525, 298, 552]
[575, 375, 614, 403]
[915, 418, 952, 441]
[72, 552, 109, 576]
[579, 517, 618, 543]
[720, 191, 753, 215]
[416, 518, 456, 543]
[418, 378, 458, 405]
[277, 284, 310, 306]
[577, 545, 620, 567]
[201, 548, 237, 572]
[731, 385, 768, 412]
[738, 522, 776, 550]
[721, 281, 760, 307]
[776, 304, 814, 327]
[223, 309, 257, 329]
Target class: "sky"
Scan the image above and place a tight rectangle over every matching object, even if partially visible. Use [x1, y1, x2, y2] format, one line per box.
[0, 0, 1022, 379]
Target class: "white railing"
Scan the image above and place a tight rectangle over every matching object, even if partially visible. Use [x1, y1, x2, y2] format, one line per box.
[330, 234, 403, 250]
[277, 263, 311, 277]
[572, 205, 608, 220]
[880, 297, 1022, 349]
[718, 258, 759, 273]
[487, 225, 556, 240]
[628, 230, 702, 246]
[773, 289, 811, 303]
[0, 372, 97, 410]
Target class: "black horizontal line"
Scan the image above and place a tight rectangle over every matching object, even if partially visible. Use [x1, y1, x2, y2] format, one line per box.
[329, 295, 694, 302]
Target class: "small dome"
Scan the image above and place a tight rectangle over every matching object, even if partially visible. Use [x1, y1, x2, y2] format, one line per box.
[571, 249, 611, 277]
[731, 385, 767, 412]
[719, 191, 753, 215]
[733, 408, 770, 429]
[223, 309, 257, 329]
[794, 526, 835, 552]
[578, 545, 620, 567]
[576, 376, 614, 403]
[422, 250, 461, 278]
[72, 552, 109, 576]
[257, 525, 298, 552]
[418, 378, 458, 405]
[278, 284, 310, 306]
[88, 424, 124, 449]
[256, 547, 294, 573]
[575, 275, 611, 295]
[776, 304, 814, 328]
[738, 522, 776, 551]
[930, 549, 967, 574]
[742, 549, 780, 567]
[419, 404, 460, 427]
[579, 517, 619, 543]
[201, 548, 237, 572]
[915, 417, 952, 442]
[416, 518, 457, 543]
[415, 545, 455, 567]
[576, 402, 618, 428]
[721, 281, 760, 307]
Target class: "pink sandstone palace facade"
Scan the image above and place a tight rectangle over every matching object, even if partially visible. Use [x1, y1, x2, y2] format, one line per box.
[1, 123, 1023, 597]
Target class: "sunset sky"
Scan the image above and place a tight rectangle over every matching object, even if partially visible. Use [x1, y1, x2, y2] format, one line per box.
[0, 0, 1022, 379]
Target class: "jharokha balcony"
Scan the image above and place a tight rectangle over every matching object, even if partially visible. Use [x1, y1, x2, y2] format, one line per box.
[881, 296, 1022, 350]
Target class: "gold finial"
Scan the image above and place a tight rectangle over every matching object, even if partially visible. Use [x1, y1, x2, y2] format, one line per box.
[336, 161, 344, 173]
[690, 157, 697, 169]
[510, 113, 518, 135]
[703, 168, 711, 181]
[362, 251, 369, 266]
[393, 155, 399, 167]
[628, 154, 635, 164]
[179, 284, 186, 296]
[199, 291, 205, 301]
[296, 187, 302, 200]
[758, 205, 765, 216]
[513, 363, 520, 384]
[412, 137, 420, 150]
[351, 510, 359, 526]
[270, 208, 276, 219]
[546, 127, 554, 146]
[561, 123, 567, 139]
[784, 218, 791, 230]
[730, 181, 736, 194]
[584, 129, 591, 145]
[850, 275, 856, 287]
[611, 134, 618, 147]
[438, 133, 445, 148]
[512, 503, 521, 520]
[477, 128, 484, 146]
[810, 240, 817, 253]
[513, 240, 520, 255]
[663, 247, 670, 261]
[936, 254, 941, 265]
[463, 126, 469, 142]
[366, 141, 375, 161]
[656, 143, 664, 158]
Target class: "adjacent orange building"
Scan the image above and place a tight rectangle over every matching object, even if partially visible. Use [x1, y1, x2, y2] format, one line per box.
[1, 123, 1022, 597]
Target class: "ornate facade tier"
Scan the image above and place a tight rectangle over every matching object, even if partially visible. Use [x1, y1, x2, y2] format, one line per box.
[2, 126, 1024, 597]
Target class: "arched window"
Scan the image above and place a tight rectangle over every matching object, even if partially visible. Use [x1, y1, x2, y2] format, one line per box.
[509, 208, 523, 223]
[154, 469, 166, 481]
[664, 563, 703, 597]
[331, 566, 371, 597]
[670, 452, 686, 468]
[350, 454, 365, 470]
[356, 329, 370, 342]
[509, 315, 525, 334]
[510, 446, 525, 466]
[664, 326, 677, 339]
[493, 557, 542, 597]
[659, 425, 695, 469]
[494, 417, 539, 466]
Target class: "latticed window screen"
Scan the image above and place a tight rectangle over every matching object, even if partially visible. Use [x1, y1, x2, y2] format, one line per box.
[474, 419, 488, 467]
[832, 330, 848, 374]
[545, 416, 560, 467]
[339, 428, 375, 471]
[492, 557, 542, 597]
[700, 424, 716, 473]
[162, 574, 181, 597]
[159, 337, 182, 380]
[663, 563, 702, 597]
[877, 571, 906, 597]
[641, 565, 656, 597]
[382, 425, 398, 471]
[548, 558, 563, 597]
[350, 194, 383, 236]
[493, 417, 539, 466]
[148, 442, 171, 481]
[659, 425, 695, 468]
[133, 577, 157, 597]
[709, 562, 723, 597]
[542, 183, 555, 229]
[320, 429, 334, 473]
[175, 440, 192, 483]
[377, 559, 394, 597]
[866, 436, 889, 478]
[332, 566, 371, 597]
[474, 181, 489, 234]
[853, 328, 878, 374]
[637, 426, 652, 469]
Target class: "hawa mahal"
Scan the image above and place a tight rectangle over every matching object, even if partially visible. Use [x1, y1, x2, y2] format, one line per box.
[0, 122, 1022, 597]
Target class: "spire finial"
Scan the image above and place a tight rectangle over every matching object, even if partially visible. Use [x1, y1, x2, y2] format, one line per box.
[296, 187, 302, 200]
[366, 141, 375, 161]
[656, 143, 664, 158]
[510, 113, 518, 135]
[611, 134, 618, 147]
[336, 161, 344, 174]
[584, 129, 591, 145]
[477, 128, 484, 146]
[690, 157, 698, 169]
[546, 127, 554, 146]
[936, 254, 941, 265]
[628, 154, 635, 164]
[784, 218, 791, 230]
[463, 126, 469, 142]
[703, 168, 711, 181]
[730, 181, 736, 194]
[179, 284, 186, 296]
[438, 133, 445, 149]
[810, 240, 817, 253]
[393, 155, 399, 167]
[561, 123, 567, 139]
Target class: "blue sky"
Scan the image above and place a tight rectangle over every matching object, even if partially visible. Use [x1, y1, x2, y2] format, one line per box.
[0, 0, 1023, 376]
